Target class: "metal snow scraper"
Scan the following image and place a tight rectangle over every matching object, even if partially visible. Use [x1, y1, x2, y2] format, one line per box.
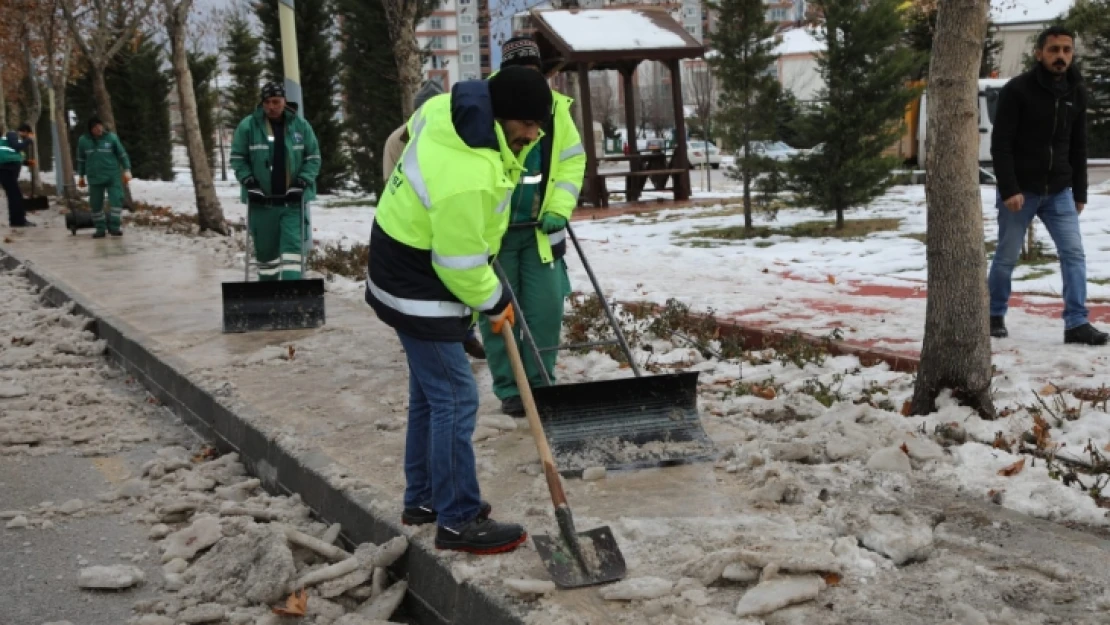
[501, 323, 626, 588]
[222, 195, 325, 333]
[494, 223, 713, 477]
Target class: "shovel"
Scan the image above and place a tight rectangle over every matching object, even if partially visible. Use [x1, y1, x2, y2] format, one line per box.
[499, 322, 626, 588]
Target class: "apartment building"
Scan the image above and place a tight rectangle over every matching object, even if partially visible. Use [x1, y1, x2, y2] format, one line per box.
[415, 0, 492, 91]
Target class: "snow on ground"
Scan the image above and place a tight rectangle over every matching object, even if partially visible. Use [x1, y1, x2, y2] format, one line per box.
[0, 267, 415, 624]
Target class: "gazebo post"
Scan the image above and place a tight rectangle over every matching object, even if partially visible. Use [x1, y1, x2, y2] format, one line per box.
[668, 58, 691, 201]
[621, 64, 639, 157]
[576, 64, 600, 207]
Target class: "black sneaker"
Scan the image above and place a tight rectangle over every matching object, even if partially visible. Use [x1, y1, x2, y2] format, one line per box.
[463, 335, 486, 360]
[435, 517, 527, 555]
[109, 229, 123, 237]
[990, 316, 1008, 338]
[1064, 323, 1109, 346]
[501, 396, 525, 418]
[92, 231, 106, 239]
[402, 500, 492, 526]
[10, 220, 36, 227]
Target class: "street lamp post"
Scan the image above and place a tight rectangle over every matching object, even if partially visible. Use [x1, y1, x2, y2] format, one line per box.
[278, 0, 304, 118]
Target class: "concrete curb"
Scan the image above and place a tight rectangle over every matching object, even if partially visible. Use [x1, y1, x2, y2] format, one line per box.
[0, 249, 526, 625]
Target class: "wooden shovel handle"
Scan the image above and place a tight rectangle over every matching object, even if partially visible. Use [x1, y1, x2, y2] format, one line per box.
[499, 323, 569, 508]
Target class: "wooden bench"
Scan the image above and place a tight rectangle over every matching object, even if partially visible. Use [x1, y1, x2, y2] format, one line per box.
[593, 169, 689, 206]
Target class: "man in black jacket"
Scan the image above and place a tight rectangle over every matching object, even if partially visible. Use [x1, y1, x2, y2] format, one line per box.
[989, 26, 1106, 346]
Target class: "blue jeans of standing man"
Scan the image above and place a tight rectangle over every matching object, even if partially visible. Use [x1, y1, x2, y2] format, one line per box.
[395, 331, 482, 529]
[988, 189, 1088, 330]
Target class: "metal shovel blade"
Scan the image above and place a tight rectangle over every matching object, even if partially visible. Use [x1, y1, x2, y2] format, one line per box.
[221, 279, 326, 333]
[25, 196, 50, 211]
[533, 524, 626, 589]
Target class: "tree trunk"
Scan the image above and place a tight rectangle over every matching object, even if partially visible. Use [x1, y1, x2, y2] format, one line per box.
[167, 1, 228, 235]
[0, 57, 6, 132]
[90, 66, 117, 131]
[23, 32, 44, 195]
[836, 207, 844, 229]
[53, 86, 79, 203]
[390, 2, 422, 119]
[911, 0, 995, 418]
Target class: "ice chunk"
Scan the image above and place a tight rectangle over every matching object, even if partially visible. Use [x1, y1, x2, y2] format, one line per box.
[600, 576, 675, 601]
[866, 446, 912, 473]
[161, 516, 222, 562]
[859, 511, 934, 565]
[582, 467, 607, 481]
[0, 382, 28, 398]
[6, 515, 29, 529]
[734, 575, 824, 617]
[177, 603, 225, 624]
[504, 578, 557, 596]
[77, 565, 145, 589]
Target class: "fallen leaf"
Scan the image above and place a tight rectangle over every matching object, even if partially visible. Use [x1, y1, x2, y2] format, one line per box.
[1040, 383, 1058, 396]
[998, 458, 1026, 477]
[992, 432, 1011, 452]
[822, 572, 841, 587]
[287, 345, 296, 361]
[273, 589, 308, 616]
[761, 267, 769, 273]
[3, 237, 11, 243]
[899, 442, 910, 456]
[900, 401, 912, 417]
[752, 385, 776, 400]
[827, 274, 836, 284]
[1032, 413, 1051, 449]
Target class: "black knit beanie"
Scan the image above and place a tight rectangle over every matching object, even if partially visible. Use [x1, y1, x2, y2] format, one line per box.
[500, 36, 542, 70]
[260, 81, 286, 102]
[488, 65, 552, 124]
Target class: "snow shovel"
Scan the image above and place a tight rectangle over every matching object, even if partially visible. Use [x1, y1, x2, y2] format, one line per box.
[24, 144, 50, 210]
[65, 210, 96, 235]
[500, 322, 626, 589]
[221, 194, 325, 333]
[495, 223, 712, 476]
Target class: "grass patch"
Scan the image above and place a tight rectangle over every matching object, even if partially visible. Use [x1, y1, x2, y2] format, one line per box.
[903, 232, 927, 244]
[682, 217, 902, 242]
[1091, 277, 1110, 286]
[1016, 268, 1055, 281]
[122, 201, 199, 233]
[322, 198, 375, 209]
[308, 242, 368, 279]
[753, 241, 776, 248]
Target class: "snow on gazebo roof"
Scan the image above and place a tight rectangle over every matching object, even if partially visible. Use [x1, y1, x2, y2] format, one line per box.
[529, 7, 704, 70]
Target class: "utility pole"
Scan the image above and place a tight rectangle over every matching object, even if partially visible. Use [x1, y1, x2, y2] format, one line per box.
[214, 69, 228, 181]
[278, 0, 304, 118]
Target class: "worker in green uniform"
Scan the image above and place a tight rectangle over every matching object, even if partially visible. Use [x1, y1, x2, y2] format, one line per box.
[76, 116, 132, 238]
[229, 82, 322, 280]
[479, 37, 586, 417]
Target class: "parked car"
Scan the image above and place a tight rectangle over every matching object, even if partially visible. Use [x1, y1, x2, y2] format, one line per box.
[736, 141, 801, 161]
[687, 141, 721, 169]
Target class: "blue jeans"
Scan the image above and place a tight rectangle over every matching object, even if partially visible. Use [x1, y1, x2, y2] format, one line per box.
[988, 189, 1088, 329]
[395, 331, 482, 528]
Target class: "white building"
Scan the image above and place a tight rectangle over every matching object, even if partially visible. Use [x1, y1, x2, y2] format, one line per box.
[415, 0, 492, 91]
[991, 0, 1074, 78]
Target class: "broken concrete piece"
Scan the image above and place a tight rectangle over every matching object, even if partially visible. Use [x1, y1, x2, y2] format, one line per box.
[600, 577, 675, 601]
[504, 578, 557, 596]
[177, 603, 225, 624]
[859, 511, 934, 565]
[734, 576, 824, 617]
[866, 446, 912, 473]
[77, 565, 145, 589]
[188, 523, 296, 604]
[356, 580, 408, 620]
[161, 516, 222, 562]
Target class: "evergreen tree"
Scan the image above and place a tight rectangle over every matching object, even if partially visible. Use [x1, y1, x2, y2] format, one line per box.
[255, 0, 349, 193]
[222, 11, 264, 128]
[188, 51, 220, 171]
[335, 0, 404, 198]
[788, 0, 923, 229]
[67, 34, 174, 181]
[708, 0, 780, 230]
[903, 0, 1000, 78]
[1058, 0, 1110, 157]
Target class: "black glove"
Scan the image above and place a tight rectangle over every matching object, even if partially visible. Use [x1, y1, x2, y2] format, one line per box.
[243, 176, 266, 202]
[285, 178, 307, 198]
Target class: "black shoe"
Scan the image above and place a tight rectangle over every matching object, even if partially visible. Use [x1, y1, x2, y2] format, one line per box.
[463, 335, 486, 360]
[1064, 323, 1109, 346]
[10, 220, 36, 227]
[402, 500, 492, 526]
[990, 316, 1008, 338]
[109, 229, 123, 237]
[501, 396, 525, 418]
[434, 517, 527, 555]
[92, 231, 106, 239]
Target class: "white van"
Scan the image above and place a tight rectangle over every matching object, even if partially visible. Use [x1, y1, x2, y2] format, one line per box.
[916, 78, 1010, 170]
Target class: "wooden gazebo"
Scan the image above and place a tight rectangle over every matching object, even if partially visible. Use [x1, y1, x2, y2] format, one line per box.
[529, 7, 706, 207]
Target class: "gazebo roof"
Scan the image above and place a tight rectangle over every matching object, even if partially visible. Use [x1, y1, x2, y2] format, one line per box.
[529, 7, 705, 72]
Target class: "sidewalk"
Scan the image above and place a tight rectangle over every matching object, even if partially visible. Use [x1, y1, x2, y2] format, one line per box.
[4, 216, 1110, 625]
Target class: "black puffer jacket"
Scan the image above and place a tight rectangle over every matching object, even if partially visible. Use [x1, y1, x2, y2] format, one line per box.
[991, 64, 1087, 204]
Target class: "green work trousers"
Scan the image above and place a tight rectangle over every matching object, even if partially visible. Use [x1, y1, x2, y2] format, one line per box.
[88, 182, 124, 234]
[479, 227, 571, 400]
[249, 202, 306, 281]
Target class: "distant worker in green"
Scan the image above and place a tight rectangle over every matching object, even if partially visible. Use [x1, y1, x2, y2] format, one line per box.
[229, 81, 322, 280]
[76, 116, 132, 238]
[479, 37, 585, 417]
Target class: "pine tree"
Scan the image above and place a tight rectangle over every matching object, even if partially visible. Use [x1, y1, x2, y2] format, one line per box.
[67, 34, 174, 181]
[1061, 0, 1110, 157]
[335, 0, 404, 198]
[903, 1, 1000, 78]
[188, 51, 219, 171]
[222, 11, 264, 129]
[708, 0, 780, 230]
[255, 0, 349, 193]
[789, 0, 924, 229]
